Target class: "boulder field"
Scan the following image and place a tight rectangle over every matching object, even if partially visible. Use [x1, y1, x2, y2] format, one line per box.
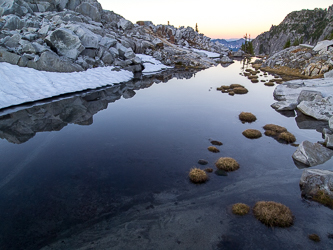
[0, 0, 231, 73]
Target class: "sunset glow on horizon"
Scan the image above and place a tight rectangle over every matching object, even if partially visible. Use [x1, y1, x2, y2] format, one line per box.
[99, 0, 332, 39]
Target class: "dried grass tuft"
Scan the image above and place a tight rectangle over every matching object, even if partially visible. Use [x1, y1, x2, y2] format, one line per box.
[263, 124, 287, 133]
[242, 129, 262, 139]
[253, 201, 294, 227]
[232, 203, 250, 215]
[189, 168, 208, 183]
[208, 146, 220, 153]
[278, 132, 296, 143]
[239, 112, 257, 123]
[215, 157, 239, 171]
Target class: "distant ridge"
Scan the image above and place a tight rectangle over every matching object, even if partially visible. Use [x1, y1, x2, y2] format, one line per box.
[212, 38, 245, 51]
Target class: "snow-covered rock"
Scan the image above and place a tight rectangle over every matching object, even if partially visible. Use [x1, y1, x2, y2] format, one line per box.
[137, 54, 171, 74]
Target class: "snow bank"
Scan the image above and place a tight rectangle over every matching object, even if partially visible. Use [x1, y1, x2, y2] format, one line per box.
[0, 55, 172, 110]
[191, 49, 220, 58]
[0, 63, 132, 109]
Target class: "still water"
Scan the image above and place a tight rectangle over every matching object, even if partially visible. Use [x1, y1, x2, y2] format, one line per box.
[0, 60, 332, 249]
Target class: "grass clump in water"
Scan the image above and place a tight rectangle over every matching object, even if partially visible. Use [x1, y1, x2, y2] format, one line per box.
[233, 87, 248, 94]
[242, 129, 262, 139]
[232, 203, 250, 215]
[253, 201, 294, 227]
[217, 84, 248, 95]
[205, 168, 213, 173]
[189, 168, 208, 183]
[230, 84, 244, 88]
[208, 146, 220, 153]
[265, 82, 275, 86]
[215, 157, 239, 171]
[263, 124, 287, 133]
[278, 132, 296, 143]
[264, 124, 296, 144]
[211, 140, 223, 146]
[239, 112, 257, 123]
[308, 234, 320, 242]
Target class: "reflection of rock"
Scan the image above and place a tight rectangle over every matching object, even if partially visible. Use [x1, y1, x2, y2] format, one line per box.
[295, 111, 328, 130]
[292, 140, 333, 167]
[276, 110, 295, 118]
[0, 69, 200, 144]
[122, 89, 136, 99]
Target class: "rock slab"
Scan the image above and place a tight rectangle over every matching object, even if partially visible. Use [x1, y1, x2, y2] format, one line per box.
[300, 169, 333, 199]
[292, 140, 333, 166]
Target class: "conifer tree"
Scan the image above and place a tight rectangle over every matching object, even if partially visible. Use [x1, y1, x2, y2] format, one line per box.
[195, 23, 199, 33]
[241, 33, 254, 55]
[284, 39, 291, 49]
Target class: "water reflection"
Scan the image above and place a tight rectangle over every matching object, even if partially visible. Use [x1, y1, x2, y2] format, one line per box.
[0, 62, 332, 250]
[0, 69, 200, 144]
[295, 110, 329, 132]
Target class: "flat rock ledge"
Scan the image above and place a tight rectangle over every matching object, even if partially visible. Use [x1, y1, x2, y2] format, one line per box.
[292, 140, 333, 167]
[272, 79, 333, 129]
[300, 169, 333, 203]
[272, 78, 333, 111]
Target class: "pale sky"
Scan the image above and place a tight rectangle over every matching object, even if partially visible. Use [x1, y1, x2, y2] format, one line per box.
[98, 0, 332, 39]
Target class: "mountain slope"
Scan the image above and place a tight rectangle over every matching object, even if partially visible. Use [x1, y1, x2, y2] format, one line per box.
[253, 5, 333, 55]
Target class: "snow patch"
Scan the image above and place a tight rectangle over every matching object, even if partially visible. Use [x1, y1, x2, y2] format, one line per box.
[0, 55, 172, 110]
[191, 49, 220, 58]
[136, 54, 172, 75]
[0, 63, 133, 109]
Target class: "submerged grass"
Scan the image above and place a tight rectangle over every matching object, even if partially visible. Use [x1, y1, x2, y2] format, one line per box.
[308, 234, 321, 242]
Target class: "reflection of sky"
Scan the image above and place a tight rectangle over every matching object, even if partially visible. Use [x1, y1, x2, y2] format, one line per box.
[99, 0, 332, 39]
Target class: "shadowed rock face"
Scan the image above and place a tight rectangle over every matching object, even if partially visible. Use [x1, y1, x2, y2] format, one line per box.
[0, 69, 201, 144]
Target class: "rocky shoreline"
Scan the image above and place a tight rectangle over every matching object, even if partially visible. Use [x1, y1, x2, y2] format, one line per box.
[251, 37, 333, 208]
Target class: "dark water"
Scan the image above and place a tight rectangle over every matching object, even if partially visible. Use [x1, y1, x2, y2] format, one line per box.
[0, 61, 332, 250]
